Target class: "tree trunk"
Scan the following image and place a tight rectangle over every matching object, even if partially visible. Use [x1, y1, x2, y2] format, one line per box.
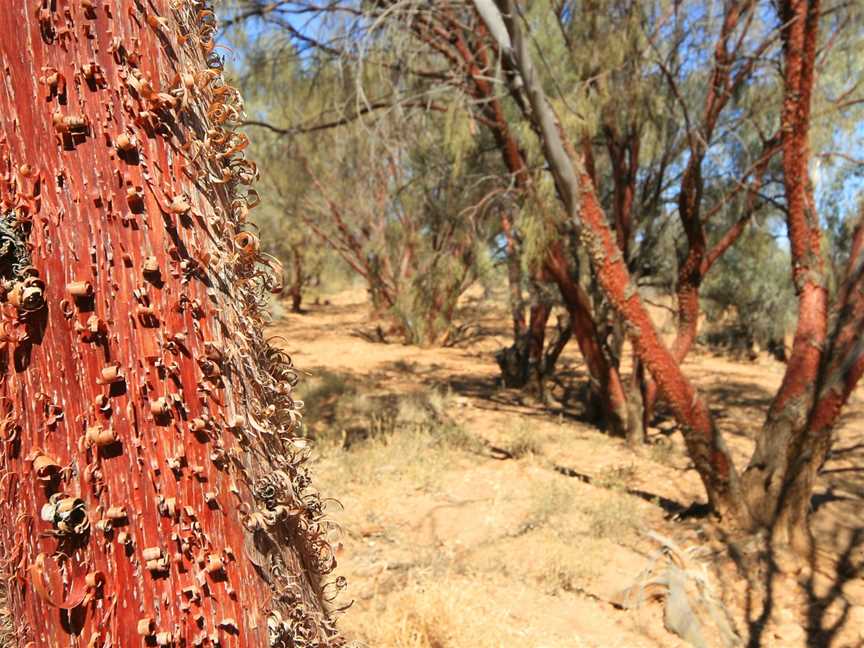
[632, 356, 650, 446]
[495, 298, 551, 389]
[289, 246, 304, 313]
[0, 3, 340, 646]
[741, 0, 826, 549]
[501, 210, 527, 340]
[478, 0, 748, 522]
[774, 227, 864, 552]
[545, 243, 632, 437]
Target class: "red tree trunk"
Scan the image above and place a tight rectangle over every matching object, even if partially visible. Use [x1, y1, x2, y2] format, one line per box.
[480, 0, 747, 521]
[742, 0, 827, 547]
[0, 3, 339, 646]
[545, 243, 632, 435]
[777, 212, 864, 547]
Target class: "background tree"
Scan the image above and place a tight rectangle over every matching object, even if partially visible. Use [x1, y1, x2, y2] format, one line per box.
[701, 228, 797, 357]
[230, 26, 504, 345]
[0, 2, 340, 646]
[475, 0, 864, 551]
[229, 41, 342, 315]
[223, 0, 864, 550]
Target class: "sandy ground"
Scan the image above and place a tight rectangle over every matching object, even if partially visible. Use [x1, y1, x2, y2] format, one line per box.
[268, 288, 864, 648]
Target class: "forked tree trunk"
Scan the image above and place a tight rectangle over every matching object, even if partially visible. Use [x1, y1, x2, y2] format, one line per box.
[741, 0, 828, 551]
[0, 3, 340, 646]
[478, 0, 864, 549]
[477, 0, 749, 522]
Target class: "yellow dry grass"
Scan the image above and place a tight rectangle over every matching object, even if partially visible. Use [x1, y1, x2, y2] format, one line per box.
[270, 287, 864, 648]
[342, 574, 520, 648]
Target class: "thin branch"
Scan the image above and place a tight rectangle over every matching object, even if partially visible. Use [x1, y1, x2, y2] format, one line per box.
[240, 97, 447, 136]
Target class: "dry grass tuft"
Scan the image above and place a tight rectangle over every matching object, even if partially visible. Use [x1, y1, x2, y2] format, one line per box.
[525, 528, 605, 594]
[309, 380, 484, 492]
[648, 437, 676, 466]
[342, 574, 517, 648]
[594, 463, 638, 490]
[524, 479, 576, 529]
[0, 579, 15, 648]
[586, 495, 640, 540]
[498, 421, 543, 459]
[299, 371, 480, 452]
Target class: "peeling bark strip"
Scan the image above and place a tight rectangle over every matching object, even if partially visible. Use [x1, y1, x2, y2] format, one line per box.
[0, 3, 340, 647]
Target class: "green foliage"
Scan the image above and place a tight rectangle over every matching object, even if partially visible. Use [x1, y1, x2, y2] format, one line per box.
[223, 19, 504, 340]
[701, 227, 796, 350]
[220, 0, 864, 362]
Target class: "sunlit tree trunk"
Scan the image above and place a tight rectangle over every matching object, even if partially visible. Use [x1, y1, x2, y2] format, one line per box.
[0, 3, 340, 646]
[742, 0, 828, 551]
[478, 0, 864, 547]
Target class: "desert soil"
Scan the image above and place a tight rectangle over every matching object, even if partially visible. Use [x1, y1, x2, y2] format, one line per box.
[268, 288, 864, 648]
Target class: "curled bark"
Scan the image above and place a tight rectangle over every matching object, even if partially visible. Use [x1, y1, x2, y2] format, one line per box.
[0, 3, 341, 646]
